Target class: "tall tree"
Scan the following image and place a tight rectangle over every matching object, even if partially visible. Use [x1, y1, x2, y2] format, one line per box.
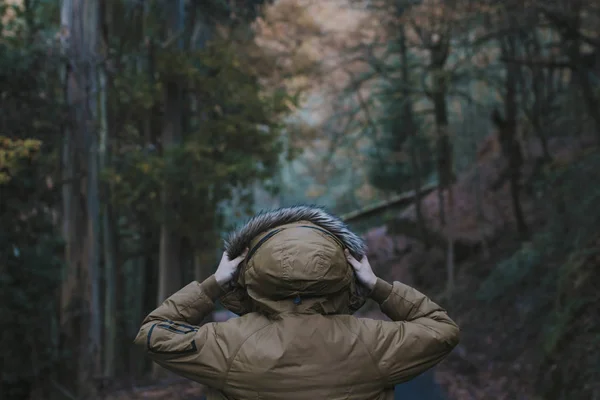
[398, 13, 429, 248]
[99, 0, 119, 380]
[154, 1, 186, 377]
[412, 0, 456, 294]
[156, 0, 185, 305]
[59, 0, 102, 394]
[493, 7, 529, 239]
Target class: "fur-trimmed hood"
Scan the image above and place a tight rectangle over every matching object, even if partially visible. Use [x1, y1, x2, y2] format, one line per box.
[224, 205, 366, 259]
[219, 205, 368, 317]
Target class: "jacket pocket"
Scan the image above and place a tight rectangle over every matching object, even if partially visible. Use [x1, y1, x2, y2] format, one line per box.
[146, 320, 199, 355]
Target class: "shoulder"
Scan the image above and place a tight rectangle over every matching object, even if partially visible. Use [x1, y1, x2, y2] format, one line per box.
[322, 314, 386, 339]
[210, 312, 273, 345]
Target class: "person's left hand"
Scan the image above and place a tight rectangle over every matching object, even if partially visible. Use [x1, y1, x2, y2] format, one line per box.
[214, 248, 248, 286]
[345, 249, 377, 290]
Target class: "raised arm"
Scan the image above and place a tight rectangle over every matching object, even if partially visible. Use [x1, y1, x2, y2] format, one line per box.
[345, 250, 460, 387]
[133, 250, 247, 386]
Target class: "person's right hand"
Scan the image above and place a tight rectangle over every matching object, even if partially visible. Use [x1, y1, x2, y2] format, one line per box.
[345, 249, 377, 290]
[215, 248, 248, 286]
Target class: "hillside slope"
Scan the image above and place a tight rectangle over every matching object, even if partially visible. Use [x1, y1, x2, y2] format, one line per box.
[362, 133, 600, 399]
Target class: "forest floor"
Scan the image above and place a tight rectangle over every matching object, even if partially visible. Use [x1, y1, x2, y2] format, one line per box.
[105, 378, 205, 400]
[433, 234, 540, 400]
[105, 372, 448, 400]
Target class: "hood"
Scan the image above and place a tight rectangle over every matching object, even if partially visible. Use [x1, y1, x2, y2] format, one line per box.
[224, 205, 366, 259]
[220, 206, 369, 317]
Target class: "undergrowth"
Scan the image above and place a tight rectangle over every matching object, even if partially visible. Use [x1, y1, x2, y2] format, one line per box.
[477, 150, 600, 399]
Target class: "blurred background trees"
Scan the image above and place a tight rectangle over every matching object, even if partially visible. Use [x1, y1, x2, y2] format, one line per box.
[1, 0, 599, 399]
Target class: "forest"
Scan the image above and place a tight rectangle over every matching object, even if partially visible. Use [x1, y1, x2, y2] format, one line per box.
[0, 0, 598, 399]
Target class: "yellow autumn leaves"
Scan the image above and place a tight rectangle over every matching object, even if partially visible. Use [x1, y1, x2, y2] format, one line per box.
[0, 136, 42, 184]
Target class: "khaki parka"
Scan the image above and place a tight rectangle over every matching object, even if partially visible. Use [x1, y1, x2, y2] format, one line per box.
[134, 206, 460, 400]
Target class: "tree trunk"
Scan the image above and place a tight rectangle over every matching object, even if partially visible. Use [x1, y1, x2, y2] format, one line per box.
[399, 25, 429, 248]
[99, 42, 117, 380]
[131, 256, 147, 379]
[154, 0, 185, 378]
[59, 0, 84, 391]
[430, 36, 454, 293]
[430, 37, 451, 227]
[433, 100, 450, 228]
[154, 83, 181, 376]
[475, 168, 490, 259]
[142, 252, 158, 375]
[60, 0, 102, 395]
[82, 0, 102, 391]
[471, 107, 490, 259]
[562, 18, 600, 141]
[410, 146, 428, 246]
[445, 186, 455, 296]
[526, 31, 553, 162]
[157, 79, 184, 302]
[500, 34, 529, 239]
[157, 0, 185, 303]
[59, 0, 74, 315]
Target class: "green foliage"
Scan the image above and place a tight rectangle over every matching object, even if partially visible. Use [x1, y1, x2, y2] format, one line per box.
[0, 0, 293, 394]
[195, 0, 275, 24]
[367, 77, 434, 193]
[105, 36, 291, 249]
[477, 242, 541, 301]
[0, 11, 67, 394]
[478, 152, 600, 301]
[0, 137, 42, 183]
[0, 44, 64, 146]
[0, 140, 63, 399]
[477, 151, 600, 397]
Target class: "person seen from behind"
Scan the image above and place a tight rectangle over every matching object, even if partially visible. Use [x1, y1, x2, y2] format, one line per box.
[133, 206, 460, 399]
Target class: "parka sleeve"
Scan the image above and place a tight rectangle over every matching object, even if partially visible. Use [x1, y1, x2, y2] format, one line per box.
[133, 275, 231, 388]
[359, 279, 460, 387]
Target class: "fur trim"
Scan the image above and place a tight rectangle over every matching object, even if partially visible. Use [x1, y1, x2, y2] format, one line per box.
[224, 205, 366, 259]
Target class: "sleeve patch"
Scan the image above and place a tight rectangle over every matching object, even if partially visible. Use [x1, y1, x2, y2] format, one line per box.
[147, 322, 199, 355]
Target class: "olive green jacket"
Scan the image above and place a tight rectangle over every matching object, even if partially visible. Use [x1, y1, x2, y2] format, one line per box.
[133, 275, 459, 399]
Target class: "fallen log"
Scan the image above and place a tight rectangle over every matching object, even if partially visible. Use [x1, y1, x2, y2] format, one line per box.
[341, 182, 438, 224]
